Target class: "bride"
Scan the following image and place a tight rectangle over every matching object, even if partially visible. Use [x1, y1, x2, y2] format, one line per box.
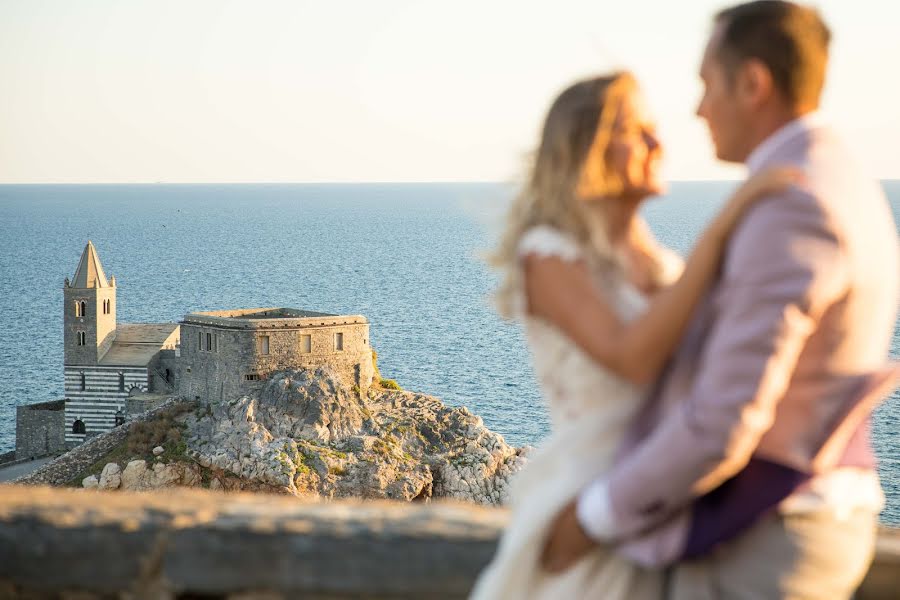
[470, 72, 796, 599]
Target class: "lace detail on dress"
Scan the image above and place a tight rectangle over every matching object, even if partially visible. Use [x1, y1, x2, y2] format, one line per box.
[511, 225, 648, 431]
[517, 225, 582, 262]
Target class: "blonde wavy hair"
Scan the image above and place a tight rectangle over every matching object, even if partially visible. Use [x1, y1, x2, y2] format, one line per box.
[491, 72, 639, 318]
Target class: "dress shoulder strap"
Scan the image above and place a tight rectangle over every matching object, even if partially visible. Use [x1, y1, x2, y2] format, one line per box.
[517, 225, 582, 262]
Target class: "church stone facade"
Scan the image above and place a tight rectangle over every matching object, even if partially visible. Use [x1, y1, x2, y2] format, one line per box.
[63, 242, 180, 446]
[47, 241, 373, 452]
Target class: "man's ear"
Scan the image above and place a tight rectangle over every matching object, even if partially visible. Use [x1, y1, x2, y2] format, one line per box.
[737, 58, 774, 109]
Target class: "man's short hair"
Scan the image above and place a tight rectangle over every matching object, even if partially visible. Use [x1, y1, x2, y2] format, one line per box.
[715, 1, 831, 107]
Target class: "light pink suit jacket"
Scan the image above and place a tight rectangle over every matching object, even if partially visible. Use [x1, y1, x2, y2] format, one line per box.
[607, 123, 900, 565]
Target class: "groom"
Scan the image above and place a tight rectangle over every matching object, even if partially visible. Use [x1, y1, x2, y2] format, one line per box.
[542, 1, 900, 597]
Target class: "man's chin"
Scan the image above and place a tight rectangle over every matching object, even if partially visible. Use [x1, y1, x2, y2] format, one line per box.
[714, 145, 744, 164]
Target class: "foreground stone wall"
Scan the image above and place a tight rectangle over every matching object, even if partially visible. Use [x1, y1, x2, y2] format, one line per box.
[0, 485, 897, 599]
[14, 400, 66, 460]
[0, 485, 503, 599]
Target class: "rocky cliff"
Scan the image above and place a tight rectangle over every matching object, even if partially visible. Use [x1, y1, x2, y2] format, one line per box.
[34, 368, 530, 505]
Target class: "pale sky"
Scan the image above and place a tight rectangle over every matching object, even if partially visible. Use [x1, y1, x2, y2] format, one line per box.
[0, 0, 897, 183]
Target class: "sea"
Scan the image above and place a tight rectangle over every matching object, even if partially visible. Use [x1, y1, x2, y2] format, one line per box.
[0, 181, 898, 523]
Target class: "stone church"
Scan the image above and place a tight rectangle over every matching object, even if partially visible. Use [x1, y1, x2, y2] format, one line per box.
[29, 241, 375, 453]
[63, 241, 180, 445]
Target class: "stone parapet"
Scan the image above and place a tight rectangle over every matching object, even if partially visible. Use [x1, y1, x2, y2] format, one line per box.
[0, 485, 503, 599]
[182, 309, 368, 331]
[0, 485, 897, 599]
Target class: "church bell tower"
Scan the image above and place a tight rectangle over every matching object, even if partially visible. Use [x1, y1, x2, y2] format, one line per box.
[64, 241, 117, 366]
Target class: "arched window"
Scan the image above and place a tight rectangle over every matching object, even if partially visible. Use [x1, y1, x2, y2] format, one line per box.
[72, 418, 86, 434]
[77, 331, 86, 346]
[118, 372, 125, 392]
[165, 369, 172, 384]
[75, 300, 86, 317]
[80, 371, 86, 391]
[103, 299, 110, 314]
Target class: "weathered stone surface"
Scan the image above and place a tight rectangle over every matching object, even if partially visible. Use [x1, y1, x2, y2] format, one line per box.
[0, 485, 897, 599]
[183, 368, 531, 504]
[14, 400, 66, 461]
[152, 446, 164, 456]
[177, 310, 374, 406]
[120, 460, 149, 490]
[98, 463, 120, 490]
[118, 460, 202, 491]
[81, 475, 98, 489]
[0, 484, 505, 599]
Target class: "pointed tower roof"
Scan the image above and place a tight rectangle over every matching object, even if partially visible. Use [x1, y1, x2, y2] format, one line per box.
[71, 241, 110, 288]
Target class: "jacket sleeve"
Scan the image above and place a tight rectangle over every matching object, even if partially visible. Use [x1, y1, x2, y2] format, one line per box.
[604, 189, 849, 539]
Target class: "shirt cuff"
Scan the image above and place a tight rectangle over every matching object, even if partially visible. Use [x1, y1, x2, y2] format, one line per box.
[576, 478, 616, 542]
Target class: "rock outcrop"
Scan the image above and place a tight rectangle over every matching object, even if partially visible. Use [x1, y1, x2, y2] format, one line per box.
[77, 368, 530, 505]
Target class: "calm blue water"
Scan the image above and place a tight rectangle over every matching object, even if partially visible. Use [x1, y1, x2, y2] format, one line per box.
[0, 182, 897, 523]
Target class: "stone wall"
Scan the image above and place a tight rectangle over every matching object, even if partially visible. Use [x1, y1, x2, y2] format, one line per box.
[0, 485, 897, 599]
[14, 400, 66, 460]
[124, 393, 173, 419]
[146, 348, 180, 396]
[16, 398, 184, 487]
[64, 365, 149, 446]
[178, 316, 373, 403]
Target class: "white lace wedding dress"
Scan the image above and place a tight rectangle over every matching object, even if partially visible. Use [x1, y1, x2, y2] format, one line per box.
[470, 225, 681, 600]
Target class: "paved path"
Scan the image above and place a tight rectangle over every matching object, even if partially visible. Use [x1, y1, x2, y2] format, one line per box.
[0, 457, 54, 482]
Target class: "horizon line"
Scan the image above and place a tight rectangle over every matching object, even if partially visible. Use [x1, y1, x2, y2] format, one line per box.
[2, 178, 898, 185]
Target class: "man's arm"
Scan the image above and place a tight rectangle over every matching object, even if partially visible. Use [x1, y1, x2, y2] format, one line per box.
[594, 189, 849, 540]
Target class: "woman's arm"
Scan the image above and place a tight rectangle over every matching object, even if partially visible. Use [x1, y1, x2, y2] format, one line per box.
[524, 167, 800, 385]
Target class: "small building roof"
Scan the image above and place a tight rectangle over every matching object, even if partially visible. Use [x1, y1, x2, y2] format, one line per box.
[99, 323, 180, 367]
[182, 308, 367, 330]
[71, 241, 110, 289]
[192, 308, 337, 320]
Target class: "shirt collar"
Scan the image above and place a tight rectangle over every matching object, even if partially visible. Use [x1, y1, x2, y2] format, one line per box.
[746, 111, 824, 173]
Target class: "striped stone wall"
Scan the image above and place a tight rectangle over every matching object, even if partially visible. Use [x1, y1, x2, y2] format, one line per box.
[63, 366, 148, 443]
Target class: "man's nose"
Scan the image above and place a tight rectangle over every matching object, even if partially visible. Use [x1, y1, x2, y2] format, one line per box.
[695, 95, 706, 119]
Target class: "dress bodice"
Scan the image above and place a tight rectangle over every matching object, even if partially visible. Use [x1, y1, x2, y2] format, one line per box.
[516, 226, 652, 433]
[470, 225, 682, 600]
